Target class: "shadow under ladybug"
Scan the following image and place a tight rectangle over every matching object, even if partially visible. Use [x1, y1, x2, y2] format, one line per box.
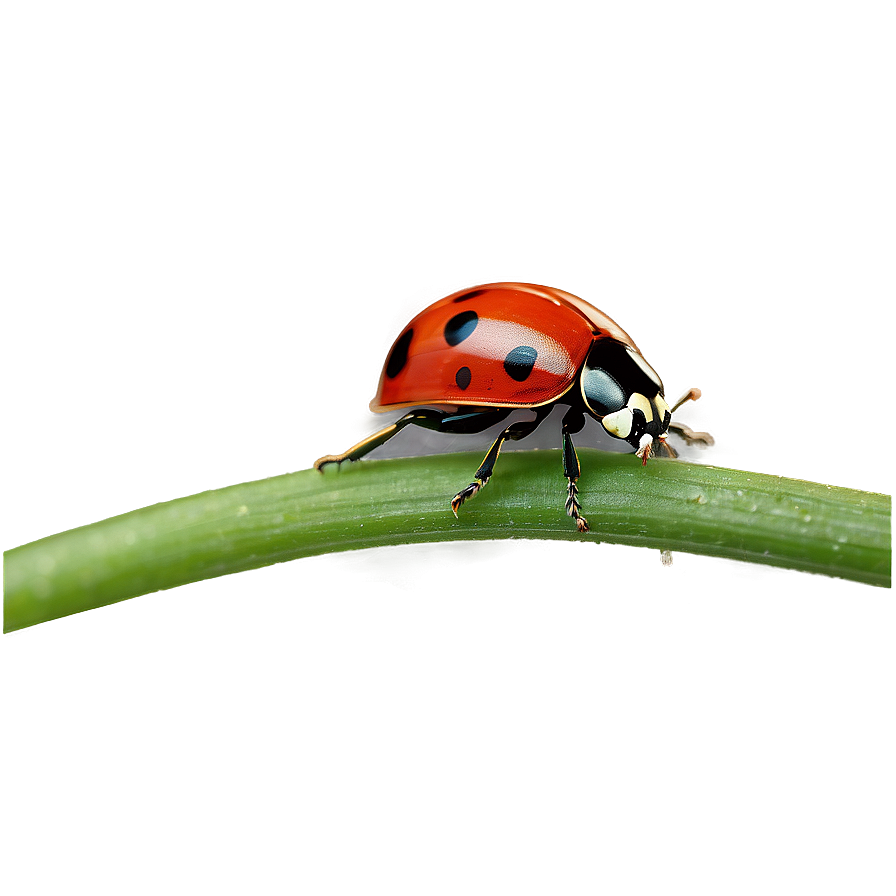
[315, 282, 713, 533]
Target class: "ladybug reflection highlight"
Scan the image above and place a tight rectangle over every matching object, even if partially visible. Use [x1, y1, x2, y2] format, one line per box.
[315, 282, 712, 532]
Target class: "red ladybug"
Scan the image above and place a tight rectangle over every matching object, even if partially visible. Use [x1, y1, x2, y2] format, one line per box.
[315, 282, 712, 532]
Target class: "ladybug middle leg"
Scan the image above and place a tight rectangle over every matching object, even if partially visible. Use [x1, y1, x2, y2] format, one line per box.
[561, 407, 589, 533]
[450, 405, 553, 517]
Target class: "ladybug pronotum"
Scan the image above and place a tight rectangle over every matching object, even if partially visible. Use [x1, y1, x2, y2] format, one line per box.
[315, 282, 713, 532]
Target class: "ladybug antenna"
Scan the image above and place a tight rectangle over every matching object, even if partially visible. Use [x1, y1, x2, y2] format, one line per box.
[671, 387, 702, 413]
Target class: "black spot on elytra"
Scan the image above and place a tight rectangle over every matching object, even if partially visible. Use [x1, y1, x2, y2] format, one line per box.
[455, 366, 472, 390]
[453, 288, 487, 303]
[385, 328, 413, 378]
[444, 310, 478, 346]
[503, 345, 537, 382]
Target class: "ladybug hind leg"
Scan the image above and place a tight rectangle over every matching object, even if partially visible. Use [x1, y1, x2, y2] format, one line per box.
[450, 406, 552, 518]
[314, 411, 421, 470]
[315, 407, 511, 471]
[561, 408, 589, 533]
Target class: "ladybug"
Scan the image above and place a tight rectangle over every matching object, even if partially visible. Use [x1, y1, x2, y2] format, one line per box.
[315, 282, 712, 532]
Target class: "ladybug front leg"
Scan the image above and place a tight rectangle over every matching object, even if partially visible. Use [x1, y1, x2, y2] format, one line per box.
[667, 388, 714, 448]
[561, 408, 589, 533]
[450, 407, 552, 518]
[666, 421, 714, 448]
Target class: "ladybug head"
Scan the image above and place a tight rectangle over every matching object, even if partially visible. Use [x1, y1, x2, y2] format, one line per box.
[600, 392, 672, 462]
[580, 341, 671, 463]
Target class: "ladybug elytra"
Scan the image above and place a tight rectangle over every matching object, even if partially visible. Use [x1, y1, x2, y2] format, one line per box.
[315, 282, 712, 532]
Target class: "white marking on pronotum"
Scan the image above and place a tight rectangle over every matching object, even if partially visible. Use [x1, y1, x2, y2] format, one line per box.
[627, 349, 663, 389]
[601, 407, 633, 438]
[628, 392, 653, 422]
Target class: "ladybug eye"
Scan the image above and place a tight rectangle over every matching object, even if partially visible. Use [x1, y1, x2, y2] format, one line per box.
[581, 367, 625, 415]
[601, 408, 633, 439]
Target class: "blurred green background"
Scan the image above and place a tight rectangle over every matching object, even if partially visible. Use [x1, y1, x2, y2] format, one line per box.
[2, 2, 896, 893]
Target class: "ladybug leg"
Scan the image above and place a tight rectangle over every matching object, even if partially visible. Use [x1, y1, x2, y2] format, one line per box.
[450, 407, 551, 518]
[314, 412, 421, 470]
[664, 389, 716, 457]
[561, 408, 589, 533]
[666, 421, 714, 448]
[315, 408, 509, 470]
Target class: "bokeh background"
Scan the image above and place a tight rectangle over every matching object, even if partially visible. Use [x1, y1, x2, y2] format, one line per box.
[2, 2, 892, 893]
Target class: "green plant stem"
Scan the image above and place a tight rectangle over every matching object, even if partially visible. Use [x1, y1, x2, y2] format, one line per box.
[4, 450, 890, 632]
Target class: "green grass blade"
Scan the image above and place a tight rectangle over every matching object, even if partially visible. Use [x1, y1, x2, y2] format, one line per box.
[4, 450, 891, 632]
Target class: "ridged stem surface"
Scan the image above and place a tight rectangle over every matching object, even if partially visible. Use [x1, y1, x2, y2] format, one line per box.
[4, 451, 891, 632]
